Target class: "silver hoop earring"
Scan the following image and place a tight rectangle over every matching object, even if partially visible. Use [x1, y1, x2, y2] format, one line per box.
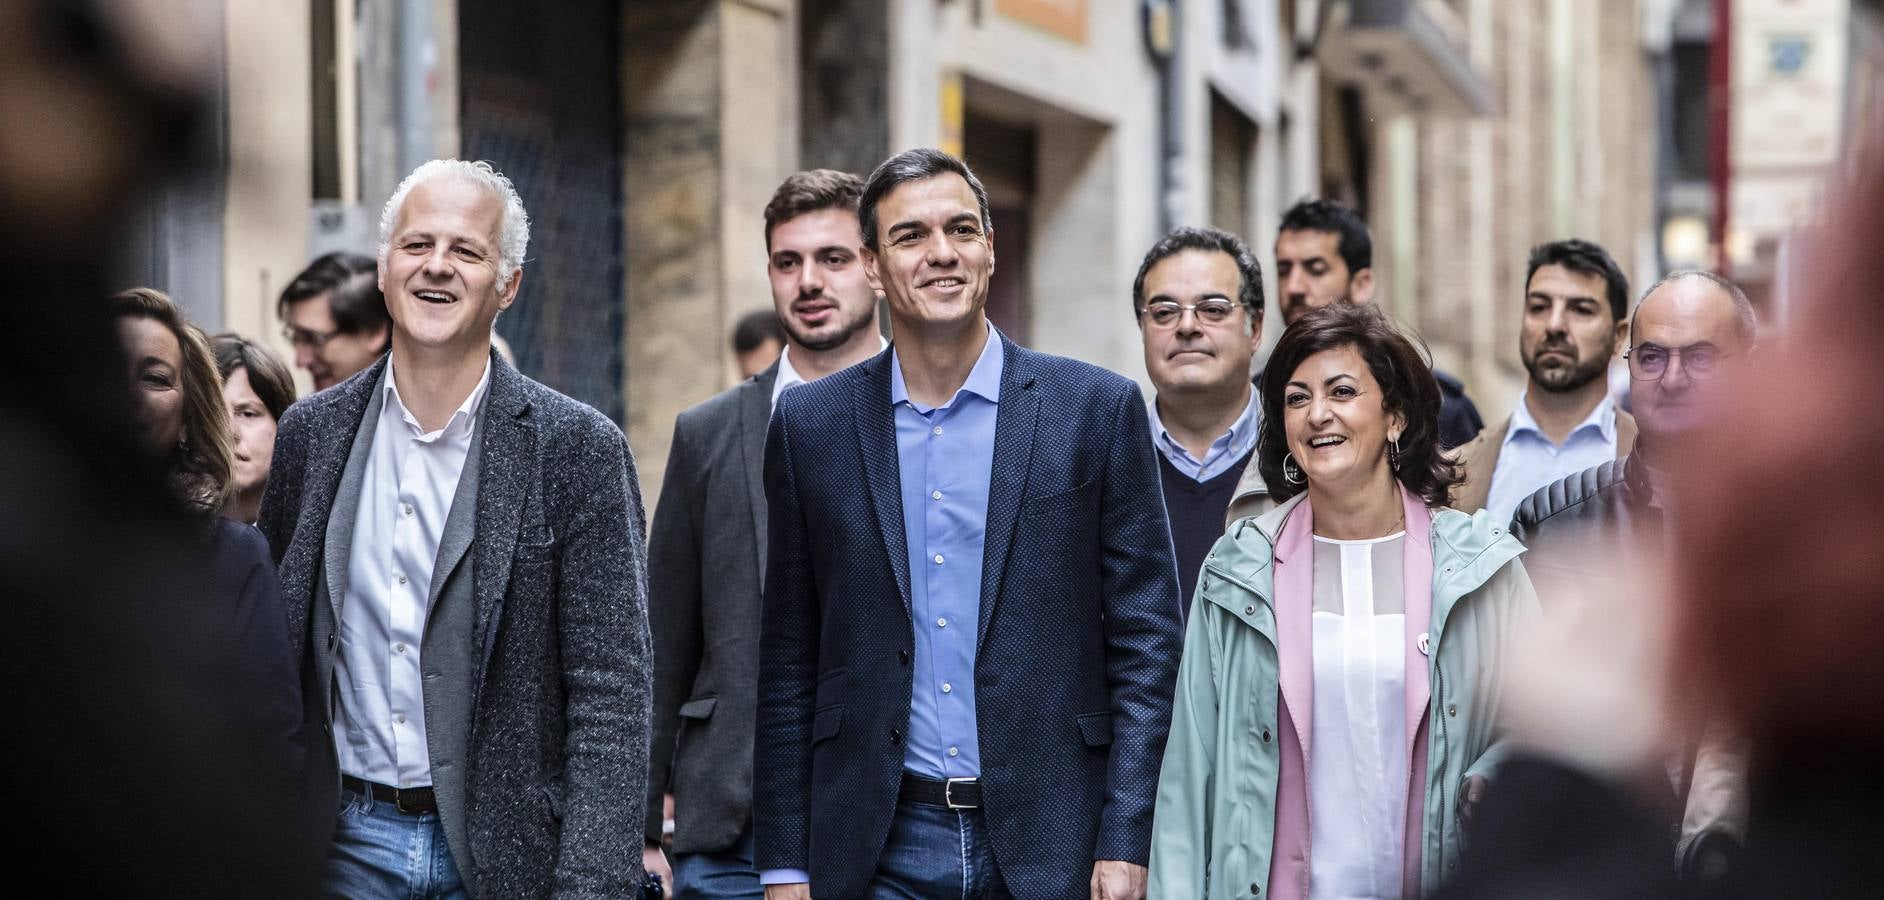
[1388, 438, 1402, 472]
[1283, 453, 1306, 485]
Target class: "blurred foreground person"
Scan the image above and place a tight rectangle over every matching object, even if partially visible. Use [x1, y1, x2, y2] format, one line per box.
[1444, 133, 1884, 899]
[260, 159, 654, 897]
[1, 0, 315, 892]
[212, 333, 296, 524]
[645, 169, 883, 898]
[279, 251, 391, 390]
[1151, 302, 1538, 899]
[731, 307, 788, 380]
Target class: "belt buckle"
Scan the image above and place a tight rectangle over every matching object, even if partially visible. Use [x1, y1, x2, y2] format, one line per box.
[395, 788, 425, 815]
[943, 777, 974, 810]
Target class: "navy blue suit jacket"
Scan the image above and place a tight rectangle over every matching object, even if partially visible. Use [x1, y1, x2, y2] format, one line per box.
[755, 336, 1184, 899]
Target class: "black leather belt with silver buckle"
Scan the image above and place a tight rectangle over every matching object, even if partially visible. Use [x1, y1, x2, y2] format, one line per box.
[899, 772, 982, 809]
[342, 775, 438, 815]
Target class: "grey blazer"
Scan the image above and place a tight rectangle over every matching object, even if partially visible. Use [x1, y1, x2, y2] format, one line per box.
[645, 363, 776, 853]
[258, 351, 653, 898]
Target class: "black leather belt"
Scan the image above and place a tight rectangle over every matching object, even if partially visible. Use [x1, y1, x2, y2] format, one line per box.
[342, 775, 438, 815]
[899, 772, 982, 809]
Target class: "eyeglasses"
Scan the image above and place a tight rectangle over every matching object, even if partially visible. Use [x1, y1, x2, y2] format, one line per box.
[282, 325, 342, 350]
[1138, 299, 1240, 329]
[1623, 342, 1739, 381]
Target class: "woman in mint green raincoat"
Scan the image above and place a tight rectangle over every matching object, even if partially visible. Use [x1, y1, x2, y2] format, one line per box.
[1150, 303, 1538, 900]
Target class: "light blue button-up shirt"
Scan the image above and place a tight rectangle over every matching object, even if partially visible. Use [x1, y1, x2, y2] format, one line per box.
[1485, 391, 1618, 524]
[892, 327, 1002, 779]
[1147, 391, 1260, 483]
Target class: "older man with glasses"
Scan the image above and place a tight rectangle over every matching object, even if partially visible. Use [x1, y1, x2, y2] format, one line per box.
[1509, 268, 1758, 886]
[1131, 226, 1266, 619]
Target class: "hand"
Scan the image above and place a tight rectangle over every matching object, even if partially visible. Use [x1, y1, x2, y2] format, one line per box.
[764, 884, 811, 900]
[1458, 774, 1490, 834]
[641, 843, 672, 897]
[1090, 859, 1148, 900]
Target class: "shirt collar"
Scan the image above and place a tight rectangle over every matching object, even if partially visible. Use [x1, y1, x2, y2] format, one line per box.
[771, 335, 891, 408]
[1148, 389, 1259, 462]
[384, 354, 492, 442]
[1504, 389, 1616, 449]
[889, 323, 1004, 411]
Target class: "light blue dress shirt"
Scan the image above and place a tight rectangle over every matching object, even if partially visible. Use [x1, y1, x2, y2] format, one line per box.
[1146, 391, 1260, 482]
[892, 328, 1002, 779]
[1484, 391, 1618, 525]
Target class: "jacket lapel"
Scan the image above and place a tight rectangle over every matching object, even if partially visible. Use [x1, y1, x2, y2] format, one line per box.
[429, 397, 489, 606]
[976, 337, 1037, 649]
[323, 362, 391, 621]
[851, 349, 911, 618]
[741, 365, 778, 576]
[1400, 491, 1435, 757]
[1272, 499, 1314, 763]
[471, 355, 535, 678]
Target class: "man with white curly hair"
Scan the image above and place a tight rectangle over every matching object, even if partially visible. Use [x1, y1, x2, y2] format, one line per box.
[259, 159, 655, 897]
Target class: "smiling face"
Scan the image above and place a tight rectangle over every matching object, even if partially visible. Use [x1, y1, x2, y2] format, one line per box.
[1282, 344, 1404, 493]
[380, 177, 518, 359]
[117, 315, 186, 457]
[1139, 248, 1258, 396]
[863, 173, 993, 334]
[767, 206, 879, 352]
[222, 366, 276, 498]
[1521, 263, 1624, 394]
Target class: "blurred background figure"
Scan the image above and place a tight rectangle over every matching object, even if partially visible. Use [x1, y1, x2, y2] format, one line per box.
[212, 332, 297, 525]
[730, 308, 786, 380]
[278, 251, 390, 391]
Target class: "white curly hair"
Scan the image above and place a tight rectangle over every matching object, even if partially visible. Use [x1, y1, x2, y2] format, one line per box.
[377, 159, 531, 290]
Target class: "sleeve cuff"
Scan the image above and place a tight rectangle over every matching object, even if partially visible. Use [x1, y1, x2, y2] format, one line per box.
[759, 868, 810, 886]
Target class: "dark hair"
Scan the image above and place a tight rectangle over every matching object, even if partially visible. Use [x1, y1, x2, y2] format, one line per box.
[1635, 269, 1759, 347]
[210, 333, 297, 422]
[858, 148, 992, 253]
[110, 288, 234, 518]
[1278, 197, 1372, 274]
[731, 309, 787, 354]
[277, 252, 389, 349]
[764, 169, 865, 249]
[1525, 238, 1629, 322]
[1131, 226, 1265, 323]
[1256, 301, 1461, 507]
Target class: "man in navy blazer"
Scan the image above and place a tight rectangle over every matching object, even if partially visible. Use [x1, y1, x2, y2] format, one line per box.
[755, 148, 1184, 900]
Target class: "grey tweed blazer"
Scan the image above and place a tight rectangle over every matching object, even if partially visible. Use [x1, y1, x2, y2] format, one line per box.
[258, 350, 653, 898]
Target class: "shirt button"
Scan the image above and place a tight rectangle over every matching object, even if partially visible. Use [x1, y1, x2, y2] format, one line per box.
[931, 490, 942, 500]
[394, 713, 406, 724]
[395, 643, 407, 653]
[948, 746, 959, 757]
[934, 553, 944, 565]
[936, 617, 947, 628]
[402, 504, 414, 517]
[932, 425, 943, 435]
[396, 574, 408, 585]
[941, 682, 952, 693]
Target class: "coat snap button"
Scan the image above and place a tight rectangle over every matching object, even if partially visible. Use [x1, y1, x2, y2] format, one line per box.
[1448, 704, 1458, 717]
[1244, 605, 1255, 615]
[1261, 729, 1271, 743]
[1251, 883, 1261, 895]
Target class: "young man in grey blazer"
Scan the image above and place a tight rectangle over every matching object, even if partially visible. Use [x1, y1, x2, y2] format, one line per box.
[258, 159, 654, 898]
[643, 169, 885, 897]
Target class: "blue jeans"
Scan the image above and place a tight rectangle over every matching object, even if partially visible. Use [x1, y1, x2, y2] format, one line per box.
[672, 823, 762, 899]
[868, 798, 1010, 899]
[322, 785, 468, 899]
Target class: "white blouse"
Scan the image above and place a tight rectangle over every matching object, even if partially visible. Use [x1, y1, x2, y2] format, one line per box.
[1308, 532, 1409, 900]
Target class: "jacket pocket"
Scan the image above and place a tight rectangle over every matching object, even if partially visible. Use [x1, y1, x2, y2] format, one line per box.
[811, 705, 844, 744]
[1075, 711, 1114, 747]
[1023, 480, 1097, 518]
[678, 696, 718, 721]
[541, 776, 566, 821]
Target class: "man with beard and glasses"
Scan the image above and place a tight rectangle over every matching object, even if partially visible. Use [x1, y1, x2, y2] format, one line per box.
[1453, 239, 1634, 523]
[644, 169, 885, 898]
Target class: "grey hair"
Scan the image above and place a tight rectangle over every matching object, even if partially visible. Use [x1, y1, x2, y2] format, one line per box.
[1633, 269, 1758, 346]
[377, 159, 531, 290]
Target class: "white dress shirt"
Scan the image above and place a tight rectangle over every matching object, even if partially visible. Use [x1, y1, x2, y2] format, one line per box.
[1484, 391, 1618, 525]
[334, 358, 491, 788]
[769, 337, 890, 412]
[1146, 391, 1261, 483]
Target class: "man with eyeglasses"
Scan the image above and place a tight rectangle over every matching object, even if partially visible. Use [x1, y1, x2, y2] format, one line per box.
[1132, 227, 1264, 617]
[278, 252, 392, 391]
[1510, 268, 1757, 886]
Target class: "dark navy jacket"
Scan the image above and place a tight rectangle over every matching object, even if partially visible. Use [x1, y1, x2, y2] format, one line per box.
[754, 336, 1184, 899]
